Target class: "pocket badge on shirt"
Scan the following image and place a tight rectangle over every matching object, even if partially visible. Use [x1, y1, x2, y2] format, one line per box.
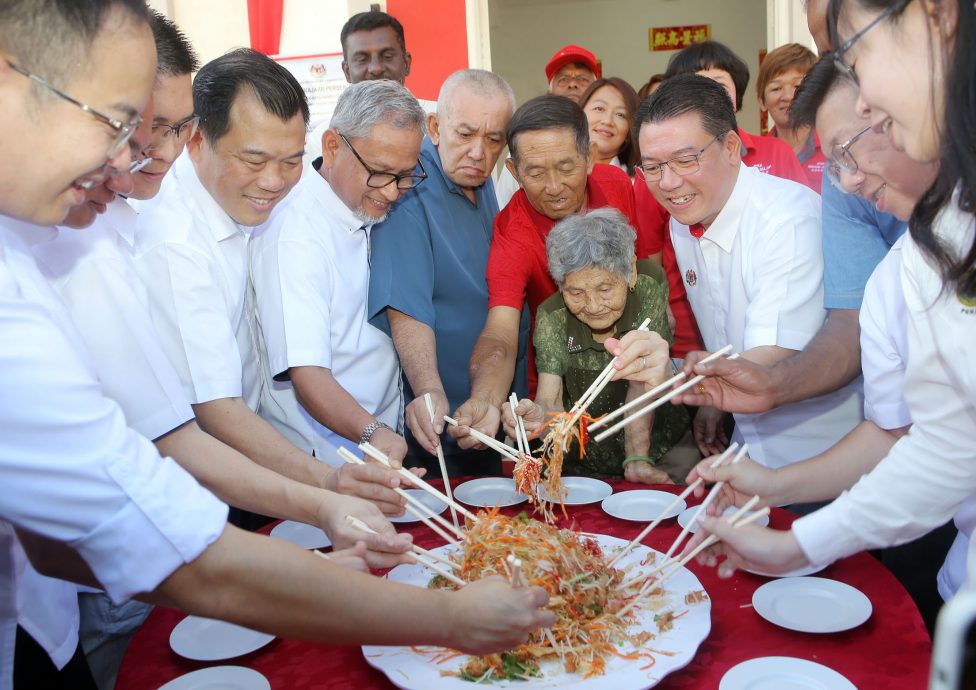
[685, 268, 697, 287]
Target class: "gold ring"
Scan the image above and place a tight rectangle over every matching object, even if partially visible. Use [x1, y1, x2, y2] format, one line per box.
[696, 383, 707, 394]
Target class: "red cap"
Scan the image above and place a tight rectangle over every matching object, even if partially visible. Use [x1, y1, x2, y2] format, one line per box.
[545, 44, 600, 82]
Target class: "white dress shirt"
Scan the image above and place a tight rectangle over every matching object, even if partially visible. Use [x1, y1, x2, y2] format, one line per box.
[670, 164, 863, 469]
[794, 194, 976, 588]
[859, 237, 910, 430]
[250, 167, 401, 466]
[133, 154, 261, 408]
[0, 218, 227, 689]
[31, 199, 193, 440]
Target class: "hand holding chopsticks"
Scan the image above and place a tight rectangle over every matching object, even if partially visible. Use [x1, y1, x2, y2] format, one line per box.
[425, 393, 459, 531]
[345, 515, 465, 586]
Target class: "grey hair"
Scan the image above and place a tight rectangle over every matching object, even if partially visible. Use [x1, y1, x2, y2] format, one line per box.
[329, 79, 427, 139]
[437, 69, 516, 119]
[546, 208, 636, 286]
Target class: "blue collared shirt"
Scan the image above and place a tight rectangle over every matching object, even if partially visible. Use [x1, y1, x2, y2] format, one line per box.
[821, 169, 907, 309]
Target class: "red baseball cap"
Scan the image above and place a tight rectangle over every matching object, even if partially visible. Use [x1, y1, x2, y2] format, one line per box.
[545, 44, 601, 82]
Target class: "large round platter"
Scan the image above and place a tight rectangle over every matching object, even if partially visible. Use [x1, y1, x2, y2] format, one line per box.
[363, 533, 711, 689]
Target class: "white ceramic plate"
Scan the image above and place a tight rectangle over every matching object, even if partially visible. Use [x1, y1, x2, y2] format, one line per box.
[677, 505, 770, 534]
[601, 490, 686, 522]
[269, 520, 332, 549]
[719, 656, 858, 689]
[453, 477, 527, 508]
[169, 616, 275, 661]
[389, 489, 449, 523]
[364, 533, 711, 690]
[752, 577, 872, 633]
[540, 476, 613, 505]
[744, 562, 827, 579]
[157, 666, 271, 690]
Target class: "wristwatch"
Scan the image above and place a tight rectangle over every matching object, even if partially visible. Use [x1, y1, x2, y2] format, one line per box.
[360, 420, 390, 446]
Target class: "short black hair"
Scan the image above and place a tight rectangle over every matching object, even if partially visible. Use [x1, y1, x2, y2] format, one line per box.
[664, 40, 750, 113]
[148, 9, 198, 77]
[0, 0, 149, 89]
[194, 48, 309, 143]
[506, 95, 590, 166]
[788, 53, 851, 129]
[636, 73, 738, 140]
[340, 11, 406, 56]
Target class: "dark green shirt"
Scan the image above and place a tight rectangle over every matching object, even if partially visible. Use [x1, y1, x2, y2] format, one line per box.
[533, 261, 690, 478]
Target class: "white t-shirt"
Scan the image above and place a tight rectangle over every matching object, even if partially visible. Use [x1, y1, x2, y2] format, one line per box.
[0, 218, 227, 687]
[31, 199, 194, 440]
[250, 168, 402, 466]
[794, 194, 976, 587]
[133, 154, 261, 409]
[670, 164, 863, 468]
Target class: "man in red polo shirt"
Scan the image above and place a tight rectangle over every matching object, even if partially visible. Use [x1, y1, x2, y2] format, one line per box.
[448, 95, 641, 447]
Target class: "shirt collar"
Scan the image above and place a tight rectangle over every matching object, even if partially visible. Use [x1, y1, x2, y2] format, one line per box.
[100, 196, 139, 247]
[797, 128, 820, 164]
[695, 162, 752, 253]
[308, 158, 370, 233]
[738, 127, 756, 158]
[171, 154, 249, 243]
[564, 280, 643, 353]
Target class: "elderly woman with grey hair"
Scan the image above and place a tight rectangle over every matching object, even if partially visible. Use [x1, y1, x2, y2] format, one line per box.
[503, 208, 691, 482]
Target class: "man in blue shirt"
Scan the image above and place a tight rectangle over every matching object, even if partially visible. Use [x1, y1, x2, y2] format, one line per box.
[369, 69, 520, 475]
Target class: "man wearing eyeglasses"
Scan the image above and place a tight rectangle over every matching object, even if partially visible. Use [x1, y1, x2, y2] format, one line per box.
[250, 79, 426, 468]
[637, 74, 862, 472]
[545, 44, 599, 104]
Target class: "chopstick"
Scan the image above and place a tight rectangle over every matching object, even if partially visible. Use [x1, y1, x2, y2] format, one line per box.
[593, 351, 740, 443]
[507, 554, 524, 587]
[336, 447, 463, 543]
[607, 442, 740, 568]
[589, 345, 734, 431]
[442, 416, 520, 462]
[356, 442, 480, 523]
[508, 393, 531, 455]
[345, 516, 465, 586]
[425, 393, 459, 531]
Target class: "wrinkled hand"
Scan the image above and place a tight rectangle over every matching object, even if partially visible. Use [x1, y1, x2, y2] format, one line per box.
[686, 453, 779, 509]
[405, 390, 449, 456]
[446, 577, 555, 655]
[624, 460, 673, 485]
[604, 330, 670, 390]
[693, 406, 729, 457]
[448, 397, 501, 450]
[317, 492, 414, 569]
[321, 542, 369, 572]
[671, 351, 779, 413]
[682, 518, 810, 578]
[370, 427, 408, 470]
[326, 461, 427, 517]
[501, 398, 545, 442]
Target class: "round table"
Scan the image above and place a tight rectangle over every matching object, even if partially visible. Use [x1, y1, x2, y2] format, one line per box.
[116, 480, 932, 689]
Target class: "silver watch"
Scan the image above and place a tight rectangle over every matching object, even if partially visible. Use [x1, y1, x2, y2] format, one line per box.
[360, 420, 390, 446]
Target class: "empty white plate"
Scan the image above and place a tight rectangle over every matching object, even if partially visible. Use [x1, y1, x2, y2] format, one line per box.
[745, 562, 827, 578]
[601, 489, 686, 522]
[720, 656, 857, 689]
[677, 505, 770, 534]
[389, 489, 448, 523]
[157, 665, 271, 690]
[169, 616, 275, 661]
[540, 476, 613, 505]
[454, 477, 527, 507]
[269, 520, 332, 549]
[752, 577, 872, 633]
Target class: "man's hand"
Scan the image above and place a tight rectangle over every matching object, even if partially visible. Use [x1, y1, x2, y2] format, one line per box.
[448, 398, 501, 450]
[604, 330, 670, 389]
[624, 460, 673, 485]
[682, 519, 810, 579]
[316, 493, 414, 569]
[321, 542, 369, 572]
[325, 462, 417, 517]
[370, 427, 408, 469]
[671, 351, 779, 413]
[445, 577, 555, 655]
[501, 398, 546, 442]
[693, 406, 729, 456]
[405, 389, 449, 455]
[686, 453, 778, 510]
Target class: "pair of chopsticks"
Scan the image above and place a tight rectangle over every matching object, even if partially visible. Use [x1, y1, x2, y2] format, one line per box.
[344, 515, 465, 586]
[591, 345, 737, 443]
[442, 415, 521, 461]
[423, 393, 460, 531]
[508, 393, 531, 455]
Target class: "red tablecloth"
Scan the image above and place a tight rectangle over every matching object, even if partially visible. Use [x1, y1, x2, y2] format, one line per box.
[116, 481, 932, 689]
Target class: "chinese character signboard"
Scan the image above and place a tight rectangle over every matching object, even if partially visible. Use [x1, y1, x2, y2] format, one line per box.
[649, 24, 712, 52]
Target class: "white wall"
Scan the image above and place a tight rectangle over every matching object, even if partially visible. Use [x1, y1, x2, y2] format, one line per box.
[487, 0, 770, 134]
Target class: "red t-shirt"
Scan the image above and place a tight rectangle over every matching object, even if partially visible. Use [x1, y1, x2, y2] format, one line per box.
[769, 127, 827, 193]
[487, 164, 639, 392]
[632, 128, 813, 358]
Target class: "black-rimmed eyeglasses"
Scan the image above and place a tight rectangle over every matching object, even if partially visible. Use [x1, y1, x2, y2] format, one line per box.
[337, 132, 427, 190]
[635, 133, 726, 181]
[833, 0, 911, 83]
[8, 60, 141, 159]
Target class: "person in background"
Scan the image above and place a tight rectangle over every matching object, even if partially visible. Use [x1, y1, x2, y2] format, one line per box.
[340, 10, 411, 85]
[757, 43, 825, 192]
[368, 70, 519, 477]
[503, 209, 689, 484]
[637, 73, 666, 102]
[578, 76, 640, 174]
[545, 43, 600, 103]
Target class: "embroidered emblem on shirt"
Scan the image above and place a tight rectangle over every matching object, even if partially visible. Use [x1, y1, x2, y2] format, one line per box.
[685, 269, 697, 287]
[958, 290, 976, 314]
[567, 335, 583, 353]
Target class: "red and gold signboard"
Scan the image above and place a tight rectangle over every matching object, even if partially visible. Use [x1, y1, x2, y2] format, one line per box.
[649, 24, 712, 52]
